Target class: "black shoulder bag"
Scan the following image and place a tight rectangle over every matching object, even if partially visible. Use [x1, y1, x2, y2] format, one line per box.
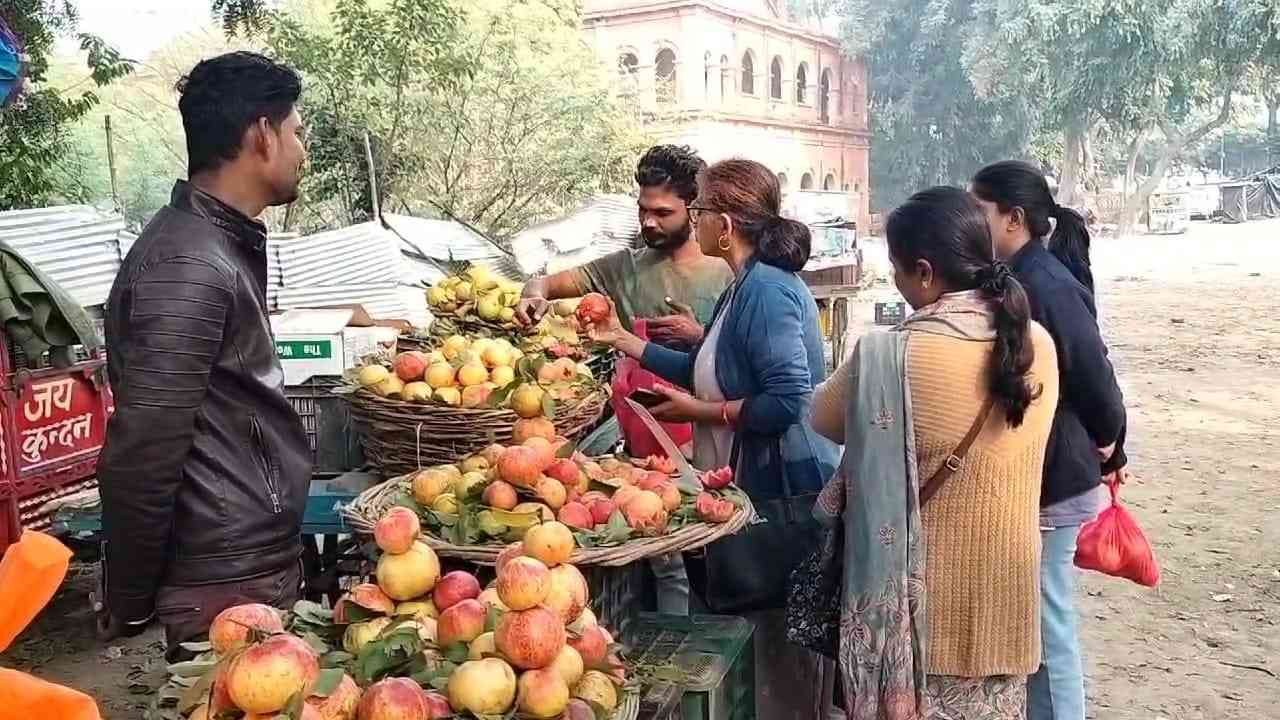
[687, 436, 823, 614]
[785, 398, 995, 657]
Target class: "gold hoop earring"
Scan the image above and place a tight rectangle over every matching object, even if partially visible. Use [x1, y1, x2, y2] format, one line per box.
[717, 235, 731, 252]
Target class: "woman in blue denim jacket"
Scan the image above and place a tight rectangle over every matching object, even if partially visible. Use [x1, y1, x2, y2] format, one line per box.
[587, 158, 840, 719]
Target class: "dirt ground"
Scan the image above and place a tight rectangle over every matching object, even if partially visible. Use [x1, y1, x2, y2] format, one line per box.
[2, 219, 1278, 719]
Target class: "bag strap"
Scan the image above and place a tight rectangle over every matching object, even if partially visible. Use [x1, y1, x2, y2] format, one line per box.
[919, 396, 995, 508]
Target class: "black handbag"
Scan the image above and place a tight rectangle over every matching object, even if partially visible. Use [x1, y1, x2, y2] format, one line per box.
[688, 438, 822, 614]
[784, 399, 996, 658]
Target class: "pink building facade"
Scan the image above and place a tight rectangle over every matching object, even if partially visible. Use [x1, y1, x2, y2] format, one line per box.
[583, 0, 871, 226]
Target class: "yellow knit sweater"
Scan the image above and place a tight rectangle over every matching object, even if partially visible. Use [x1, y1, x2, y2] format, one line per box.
[812, 323, 1058, 677]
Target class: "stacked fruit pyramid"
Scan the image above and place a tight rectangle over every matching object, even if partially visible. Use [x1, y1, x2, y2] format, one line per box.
[163, 511, 631, 720]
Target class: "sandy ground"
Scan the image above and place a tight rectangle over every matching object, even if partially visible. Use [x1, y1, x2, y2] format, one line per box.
[2, 219, 1278, 719]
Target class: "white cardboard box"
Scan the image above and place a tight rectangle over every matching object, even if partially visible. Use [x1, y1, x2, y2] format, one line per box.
[271, 308, 400, 385]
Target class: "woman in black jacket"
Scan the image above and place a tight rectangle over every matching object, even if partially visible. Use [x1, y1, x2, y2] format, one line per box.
[970, 160, 1128, 720]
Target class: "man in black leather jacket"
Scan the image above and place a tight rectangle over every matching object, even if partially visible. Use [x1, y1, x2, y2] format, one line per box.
[98, 52, 311, 657]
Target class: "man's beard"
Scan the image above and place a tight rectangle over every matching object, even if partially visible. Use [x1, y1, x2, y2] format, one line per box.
[642, 221, 691, 250]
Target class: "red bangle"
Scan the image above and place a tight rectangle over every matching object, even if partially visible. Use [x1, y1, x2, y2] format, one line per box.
[721, 402, 732, 427]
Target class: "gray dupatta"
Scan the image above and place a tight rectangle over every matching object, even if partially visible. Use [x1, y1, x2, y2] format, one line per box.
[814, 290, 998, 719]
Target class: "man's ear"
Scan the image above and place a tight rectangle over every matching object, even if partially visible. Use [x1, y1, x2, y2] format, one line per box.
[249, 117, 275, 160]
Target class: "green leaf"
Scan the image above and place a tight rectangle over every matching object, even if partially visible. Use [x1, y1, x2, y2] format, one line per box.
[300, 631, 331, 655]
[442, 641, 470, 664]
[321, 650, 355, 668]
[166, 659, 218, 678]
[290, 600, 335, 627]
[176, 669, 214, 714]
[283, 690, 306, 719]
[484, 604, 503, 633]
[342, 602, 381, 624]
[541, 393, 557, 418]
[309, 667, 347, 698]
[178, 641, 213, 653]
[555, 438, 576, 458]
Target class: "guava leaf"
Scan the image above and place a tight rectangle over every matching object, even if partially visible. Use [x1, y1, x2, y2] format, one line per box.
[166, 660, 217, 678]
[442, 642, 470, 664]
[309, 667, 347, 697]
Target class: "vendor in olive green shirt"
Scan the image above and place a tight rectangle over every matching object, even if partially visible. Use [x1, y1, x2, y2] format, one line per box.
[516, 145, 732, 349]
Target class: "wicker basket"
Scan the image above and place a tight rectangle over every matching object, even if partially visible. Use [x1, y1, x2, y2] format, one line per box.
[344, 387, 610, 476]
[342, 474, 756, 567]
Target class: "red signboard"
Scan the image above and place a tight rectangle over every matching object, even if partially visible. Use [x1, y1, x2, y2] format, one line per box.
[13, 375, 106, 475]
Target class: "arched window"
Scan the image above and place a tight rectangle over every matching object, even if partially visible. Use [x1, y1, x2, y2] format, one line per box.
[618, 52, 640, 97]
[800, 172, 814, 190]
[655, 48, 676, 104]
[619, 52, 639, 75]
[777, 172, 789, 190]
[769, 56, 783, 100]
[719, 54, 729, 101]
[823, 174, 836, 191]
[820, 68, 832, 123]
[795, 63, 808, 104]
[740, 51, 755, 95]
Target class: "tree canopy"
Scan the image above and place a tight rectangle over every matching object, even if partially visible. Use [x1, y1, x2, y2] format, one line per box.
[267, 0, 647, 239]
[0, 0, 133, 209]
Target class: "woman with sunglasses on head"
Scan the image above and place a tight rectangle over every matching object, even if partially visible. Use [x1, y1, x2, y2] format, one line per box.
[970, 160, 1128, 720]
[584, 158, 840, 719]
[809, 186, 1059, 719]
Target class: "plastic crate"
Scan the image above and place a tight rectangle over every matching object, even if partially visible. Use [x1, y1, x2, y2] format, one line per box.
[583, 562, 647, 646]
[286, 376, 363, 474]
[630, 613, 755, 720]
[637, 681, 683, 720]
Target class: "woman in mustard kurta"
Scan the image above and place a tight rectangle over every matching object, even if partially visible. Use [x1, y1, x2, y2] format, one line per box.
[809, 187, 1059, 719]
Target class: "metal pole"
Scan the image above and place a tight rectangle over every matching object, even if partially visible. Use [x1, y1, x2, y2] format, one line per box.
[363, 131, 380, 219]
[104, 115, 120, 211]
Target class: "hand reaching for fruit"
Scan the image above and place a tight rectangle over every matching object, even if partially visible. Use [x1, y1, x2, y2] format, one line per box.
[514, 296, 551, 327]
[580, 294, 625, 345]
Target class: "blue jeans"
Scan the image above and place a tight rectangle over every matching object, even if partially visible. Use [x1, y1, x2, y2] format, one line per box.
[1028, 525, 1085, 720]
[649, 553, 689, 615]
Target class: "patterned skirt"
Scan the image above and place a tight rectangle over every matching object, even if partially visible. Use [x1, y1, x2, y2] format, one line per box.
[924, 674, 1027, 720]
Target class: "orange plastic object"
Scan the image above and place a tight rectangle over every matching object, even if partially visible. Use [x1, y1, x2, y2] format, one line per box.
[0, 530, 72, 651]
[0, 531, 102, 720]
[0, 669, 103, 720]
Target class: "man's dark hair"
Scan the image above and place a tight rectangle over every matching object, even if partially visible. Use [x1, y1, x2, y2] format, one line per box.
[635, 145, 705, 204]
[176, 51, 301, 176]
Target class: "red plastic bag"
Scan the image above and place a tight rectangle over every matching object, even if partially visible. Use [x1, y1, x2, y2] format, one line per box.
[611, 320, 693, 458]
[1074, 481, 1160, 587]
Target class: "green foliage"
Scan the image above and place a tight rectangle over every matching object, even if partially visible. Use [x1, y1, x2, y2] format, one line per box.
[0, 0, 133, 209]
[267, 0, 649, 238]
[838, 0, 1036, 211]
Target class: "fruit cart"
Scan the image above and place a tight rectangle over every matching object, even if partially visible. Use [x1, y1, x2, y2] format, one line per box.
[0, 332, 112, 557]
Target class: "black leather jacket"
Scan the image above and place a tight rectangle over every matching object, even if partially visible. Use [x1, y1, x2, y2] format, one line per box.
[100, 181, 311, 623]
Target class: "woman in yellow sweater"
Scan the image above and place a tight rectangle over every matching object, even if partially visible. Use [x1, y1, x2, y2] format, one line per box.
[809, 187, 1059, 719]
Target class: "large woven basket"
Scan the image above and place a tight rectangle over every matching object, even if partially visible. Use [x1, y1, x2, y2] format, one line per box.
[344, 387, 610, 476]
[343, 474, 756, 567]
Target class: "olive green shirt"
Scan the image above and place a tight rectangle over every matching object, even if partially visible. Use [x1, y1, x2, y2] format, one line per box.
[570, 247, 733, 335]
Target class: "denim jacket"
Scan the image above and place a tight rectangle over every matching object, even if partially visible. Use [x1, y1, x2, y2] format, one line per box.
[641, 257, 839, 500]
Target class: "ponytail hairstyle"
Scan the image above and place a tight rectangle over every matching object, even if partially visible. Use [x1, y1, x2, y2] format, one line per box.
[886, 186, 1041, 427]
[971, 160, 1095, 293]
[697, 159, 811, 272]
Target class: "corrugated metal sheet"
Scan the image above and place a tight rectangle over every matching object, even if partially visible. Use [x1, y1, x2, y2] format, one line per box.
[273, 222, 402, 287]
[0, 205, 132, 308]
[274, 283, 430, 327]
[382, 213, 511, 263]
[510, 194, 638, 276]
